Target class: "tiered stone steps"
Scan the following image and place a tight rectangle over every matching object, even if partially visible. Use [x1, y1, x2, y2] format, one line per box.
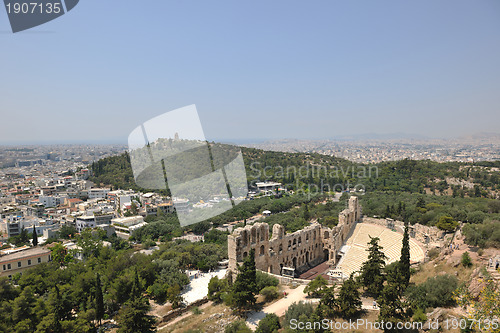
[337, 223, 426, 278]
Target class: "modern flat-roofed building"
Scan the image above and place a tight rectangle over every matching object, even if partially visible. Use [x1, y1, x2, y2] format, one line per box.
[75, 215, 96, 232]
[255, 181, 281, 193]
[111, 216, 146, 237]
[0, 247, 52, 278]
[88, 188, 110, 200]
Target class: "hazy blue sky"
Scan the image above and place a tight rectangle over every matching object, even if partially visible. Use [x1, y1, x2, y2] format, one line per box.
[1, 0, 499, 144]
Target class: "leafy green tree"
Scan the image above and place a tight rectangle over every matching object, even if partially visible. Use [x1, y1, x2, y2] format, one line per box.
[50, 243, 73, 267]
[166, 284, 183, 309]
[77, 229, 102, 259]
[304, 275, 328, 297]
[208, 276, 228, 303]
[227, 249, 258, 311]
[256, 313, 281, 333]
[130, 202, 139, 215]
[338, 274, 362, 318]
[32, 225, 38, 247]
[57, 225, 77, 239]
[20, 227, 30, 244]
[436, 215, 458, 231]
[359, 237, 387, 297]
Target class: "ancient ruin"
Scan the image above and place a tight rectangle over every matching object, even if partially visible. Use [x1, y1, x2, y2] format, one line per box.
[228, 196, 361, 276]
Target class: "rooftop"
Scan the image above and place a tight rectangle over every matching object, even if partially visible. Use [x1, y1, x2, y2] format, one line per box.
[0, 246, 51, 262]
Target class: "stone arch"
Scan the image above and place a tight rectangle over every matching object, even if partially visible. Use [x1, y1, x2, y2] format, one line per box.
[306, 251, 309, 263]
[298, 236, 302, 245]
[288, 240, 292, 250]
[323, 249, 329, 260]
[251, 228, 256, 244]
[313, 230, 316, 240]
[269, 265, 273, 274]
[260, 245, 265, 256]
[243, 251, 248, 259]
[293, 238, 297, 246]
[293, 257, 297, 268]
[260, 226, 266, 241]
[306, 233, 309, 242]
[279, 244, 283, 254]
[324, 231, 329, 239]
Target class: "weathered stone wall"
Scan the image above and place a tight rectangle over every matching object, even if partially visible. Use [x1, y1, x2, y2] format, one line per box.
[228, 196, 361, 275]
[362, 216, 445, 246]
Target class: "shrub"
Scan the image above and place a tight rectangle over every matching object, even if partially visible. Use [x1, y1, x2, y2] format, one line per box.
[191, 306, 202, 315]
[256, 271, 279, 291]
[467, 211, 486, 224]
[260, 286, 279, 302]
[256, 313, 281, 333]
[462, 220, 500, 248]
[461, 252, 472, 267]
[406, 274, 458, 310]
[427, 248, 440, 260]
[412, 308, 427, 323]
[225, 320, 252, 333]
[284, 302, 314, 327]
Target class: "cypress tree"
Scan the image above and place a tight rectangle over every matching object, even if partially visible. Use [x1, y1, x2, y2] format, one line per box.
[400, 221, 411, 289]
[131, 268, 141, 300]
[52, 285, 63, 333]
[95, 273, 104, 326]
[32, 225, 38, 247]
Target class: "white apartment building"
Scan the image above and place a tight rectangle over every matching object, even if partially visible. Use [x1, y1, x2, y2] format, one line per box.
[111, 216, 146, 236]
[75, 215, 96, 232]
[88, 188, 110, 200]
[38, 195, 63, 207]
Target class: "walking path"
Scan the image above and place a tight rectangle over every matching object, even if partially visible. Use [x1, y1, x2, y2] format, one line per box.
[246, 284, 379, 329]
[246, 285, 309, 329]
